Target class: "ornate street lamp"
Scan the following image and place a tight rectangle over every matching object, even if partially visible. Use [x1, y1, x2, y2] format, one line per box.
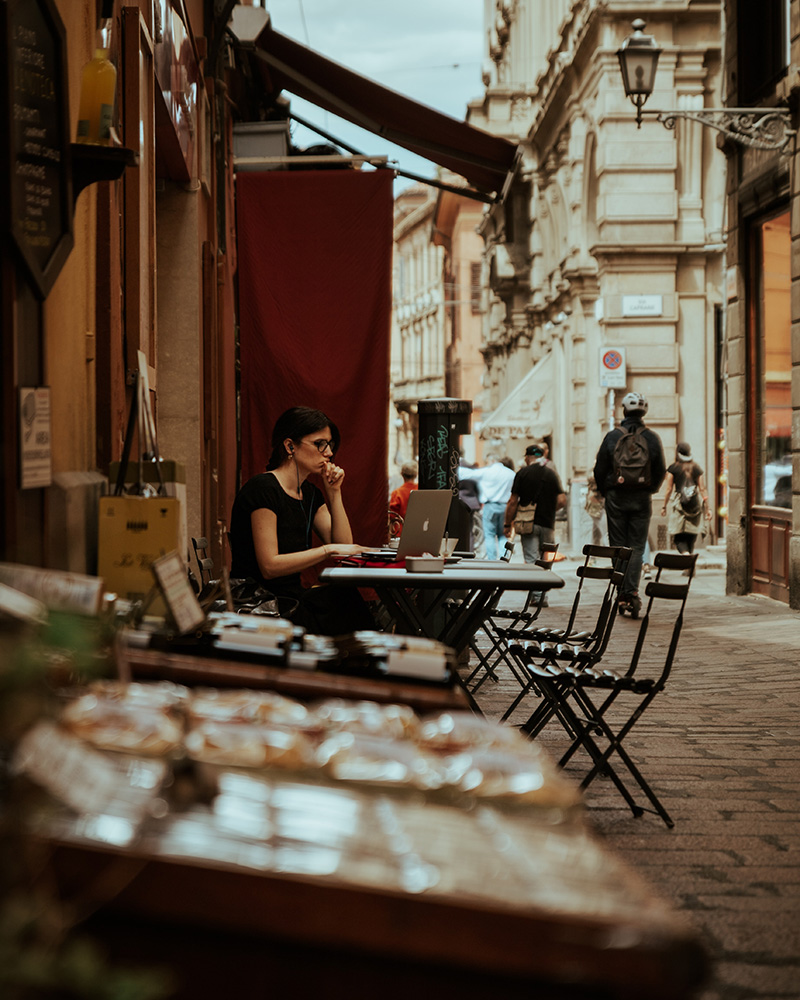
[616, 19, 796, 153]
[617, 18, 661, 128]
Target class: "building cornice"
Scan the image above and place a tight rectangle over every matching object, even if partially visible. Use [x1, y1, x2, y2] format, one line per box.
[590, 241, 725, 257]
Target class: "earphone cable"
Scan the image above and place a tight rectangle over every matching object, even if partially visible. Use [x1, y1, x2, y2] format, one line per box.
[293, 447, 313, 547]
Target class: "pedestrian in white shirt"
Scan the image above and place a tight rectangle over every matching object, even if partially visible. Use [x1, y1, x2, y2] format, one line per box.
[459, 457, 516, 559]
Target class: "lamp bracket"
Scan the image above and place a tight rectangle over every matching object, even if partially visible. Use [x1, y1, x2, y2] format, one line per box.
[649, 107, 795, 154]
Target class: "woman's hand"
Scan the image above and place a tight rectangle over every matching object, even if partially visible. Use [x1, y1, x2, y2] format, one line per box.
[323, 543, 369, 558]
[322, 461, 345, 495]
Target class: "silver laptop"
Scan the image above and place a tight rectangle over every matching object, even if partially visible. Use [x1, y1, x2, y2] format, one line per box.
[364, 490, 453, 560]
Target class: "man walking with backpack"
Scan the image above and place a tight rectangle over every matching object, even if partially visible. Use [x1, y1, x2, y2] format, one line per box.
[593, 392, 666, 617]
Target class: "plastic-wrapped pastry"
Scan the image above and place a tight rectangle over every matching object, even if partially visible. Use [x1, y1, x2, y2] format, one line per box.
[310, 698, 419, 741]
[61, 693, 184, 756]
[415, 711, 525, 753]
[189, 687, 309, 727]
[316, 731, 447, 790]
[448, 748, 581, 809]
[185, 720, 315, 771]
[84, 679, 190, 712]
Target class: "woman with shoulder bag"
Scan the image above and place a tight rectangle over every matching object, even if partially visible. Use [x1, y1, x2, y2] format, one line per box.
[660, 442, 712, 555]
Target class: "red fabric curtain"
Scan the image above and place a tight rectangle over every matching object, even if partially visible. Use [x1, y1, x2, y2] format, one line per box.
[236, 169, 392, 547]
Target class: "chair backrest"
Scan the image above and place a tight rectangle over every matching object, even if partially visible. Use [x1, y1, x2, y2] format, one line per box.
[192, 536, 215, 589]
[559, 544, 632, 646]
[533, 540, 559, 570]
[622, 551, 697, 684]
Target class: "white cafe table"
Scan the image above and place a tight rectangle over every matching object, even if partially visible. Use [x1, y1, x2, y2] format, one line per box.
[319, 561, 564, 661]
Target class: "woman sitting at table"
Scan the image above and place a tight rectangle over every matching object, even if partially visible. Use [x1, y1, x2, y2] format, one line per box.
[229, 406, 375, 635]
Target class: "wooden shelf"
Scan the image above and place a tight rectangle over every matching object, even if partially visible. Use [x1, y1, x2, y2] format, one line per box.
[71, 143, 139, 202]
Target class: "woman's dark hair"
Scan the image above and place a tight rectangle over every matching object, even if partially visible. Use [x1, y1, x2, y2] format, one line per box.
[266, 406, 340, 470]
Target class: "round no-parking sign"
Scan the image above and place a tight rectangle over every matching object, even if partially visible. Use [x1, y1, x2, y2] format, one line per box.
[600, 347, 627, 388]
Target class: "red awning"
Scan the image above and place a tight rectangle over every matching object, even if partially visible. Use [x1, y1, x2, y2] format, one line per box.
[252, 24, 520, 198]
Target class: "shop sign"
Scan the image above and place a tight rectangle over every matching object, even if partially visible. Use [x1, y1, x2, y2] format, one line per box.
[600, 347, 627, 389]
[622, 294, 662, 317]
[2, 0, 73, 299]
[483, 423, 534, 439]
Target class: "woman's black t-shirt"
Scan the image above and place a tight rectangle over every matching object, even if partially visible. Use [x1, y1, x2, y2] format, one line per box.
[668, 461, 703, 492]
[229, 472, 324, 594]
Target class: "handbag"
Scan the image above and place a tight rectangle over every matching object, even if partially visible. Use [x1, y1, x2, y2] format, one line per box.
[585, 478, 605, 518]
[512, 503, 536, 535]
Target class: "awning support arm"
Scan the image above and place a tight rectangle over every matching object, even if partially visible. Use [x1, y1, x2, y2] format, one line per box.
[254, 46, 507, 175]
[287, 111, 495, 204]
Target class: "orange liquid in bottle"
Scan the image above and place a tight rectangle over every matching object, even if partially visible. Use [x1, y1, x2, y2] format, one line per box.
[76, 24, 116, 145]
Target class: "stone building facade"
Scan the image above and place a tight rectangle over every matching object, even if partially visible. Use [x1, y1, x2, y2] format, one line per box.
[390, 186, 447, 475]
[390, 181, 489, 478]
[432, 185, 488, 465]
[467, 0, 727, 549]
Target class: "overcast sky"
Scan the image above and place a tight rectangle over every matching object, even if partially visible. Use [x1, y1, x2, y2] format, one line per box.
[263, 0, 486, 189]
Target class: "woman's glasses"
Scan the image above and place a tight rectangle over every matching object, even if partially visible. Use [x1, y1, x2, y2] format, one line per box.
[303, 438, 335, 455]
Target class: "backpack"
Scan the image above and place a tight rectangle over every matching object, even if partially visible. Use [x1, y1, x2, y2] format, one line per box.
[612, 426, 652, 489]
[679, 478, 702, 516]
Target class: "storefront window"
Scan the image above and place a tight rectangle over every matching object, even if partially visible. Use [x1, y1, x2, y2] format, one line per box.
[757, 211, 792, 507]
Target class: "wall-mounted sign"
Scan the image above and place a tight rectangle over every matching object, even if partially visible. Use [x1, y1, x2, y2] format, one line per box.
[19, 386, 52, 488]
[622, 294, 663, 317]
[600, 347, 627, 389]
[2, 0, 73, 299]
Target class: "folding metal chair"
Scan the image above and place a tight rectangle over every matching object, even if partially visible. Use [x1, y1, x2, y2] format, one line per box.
[486, 540, 561, 630]
[453, 538, 515, 688]
[497, 545, 631, 722]
[511, 552, 698, 827]
[462, 541, 559, 692]
[502, 544, 632, 647]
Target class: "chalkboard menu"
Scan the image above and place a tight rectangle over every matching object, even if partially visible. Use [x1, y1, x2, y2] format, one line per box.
[2, 0, 73, 299]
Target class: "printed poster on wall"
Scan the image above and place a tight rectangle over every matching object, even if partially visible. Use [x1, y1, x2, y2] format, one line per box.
[19, 386, 52, 488]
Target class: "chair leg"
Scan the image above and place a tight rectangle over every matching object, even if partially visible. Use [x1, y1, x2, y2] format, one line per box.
[518, 672, 572, 738]
[471, 615, 534, 691]
[568, 686, 674, 828]
[534, 677, 645, 819]
[499, 673, 540, 722]
[465, 636, 500, 690]
[471, 619, 515, 685]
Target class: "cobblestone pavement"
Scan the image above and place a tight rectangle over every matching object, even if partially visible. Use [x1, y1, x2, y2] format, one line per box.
[462, 560, 800, 1000]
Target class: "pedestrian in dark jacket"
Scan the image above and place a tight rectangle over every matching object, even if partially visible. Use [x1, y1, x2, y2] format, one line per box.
[593, 392, 666, 615]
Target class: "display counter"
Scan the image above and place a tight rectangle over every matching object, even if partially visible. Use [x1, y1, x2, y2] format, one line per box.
[121, 644, 469, 714]
[37, 817, 706, 1000]
[9, 674, 708, 1000]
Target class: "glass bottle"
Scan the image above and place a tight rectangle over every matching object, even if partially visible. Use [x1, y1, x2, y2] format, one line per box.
[76, 20, 117, 145]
